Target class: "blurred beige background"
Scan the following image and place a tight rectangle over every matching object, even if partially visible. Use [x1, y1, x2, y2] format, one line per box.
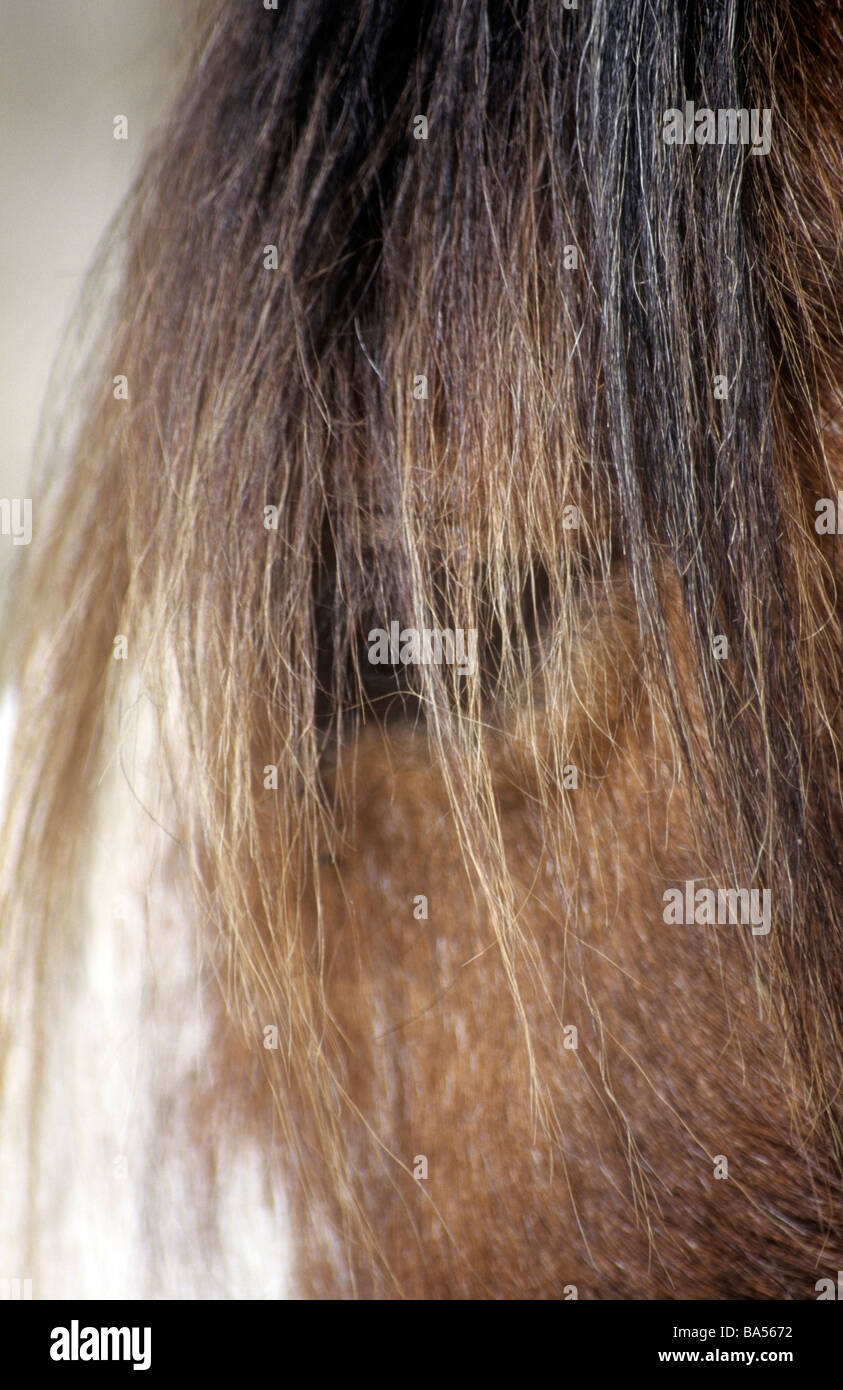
[0, 0, 188, 574]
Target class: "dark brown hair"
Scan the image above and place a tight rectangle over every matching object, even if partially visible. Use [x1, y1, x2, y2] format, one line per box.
[3, 0, 843, 1297]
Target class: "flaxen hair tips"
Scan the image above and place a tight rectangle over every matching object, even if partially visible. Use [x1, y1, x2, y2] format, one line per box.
[3, 0, 843, 1298]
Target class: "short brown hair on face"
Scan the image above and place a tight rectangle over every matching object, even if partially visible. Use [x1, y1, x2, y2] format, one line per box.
[2, 0, 843, 1297]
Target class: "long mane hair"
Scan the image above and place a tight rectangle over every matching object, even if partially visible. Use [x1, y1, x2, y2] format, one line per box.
[3, 0, 843, 1297]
